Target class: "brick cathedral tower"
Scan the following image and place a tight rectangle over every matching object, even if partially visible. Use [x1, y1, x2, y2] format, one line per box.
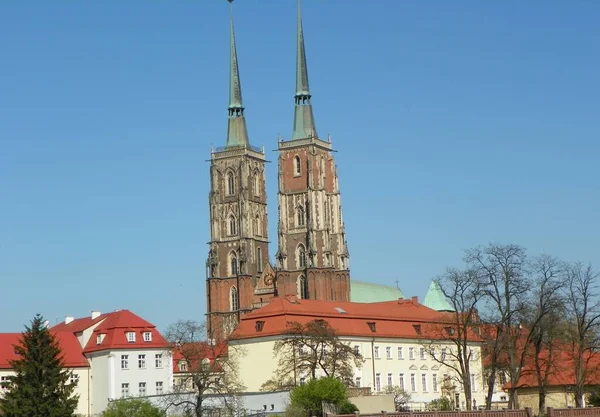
[206, 7, 270, 340]
[275, 1, 351, 301]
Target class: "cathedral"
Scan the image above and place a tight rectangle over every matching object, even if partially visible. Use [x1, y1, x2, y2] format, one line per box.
[205, 2, 351, 340]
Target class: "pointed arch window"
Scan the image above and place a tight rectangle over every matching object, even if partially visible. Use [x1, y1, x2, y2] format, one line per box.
[294, 156, 301, 177]
[297, 244, 306, 269]
[227, 172, 235, 196]
[257, 247, 263, 273]
[229, 252, 238, 276]
[230, 286, 239, 311]
[297, 206, 305, 227]
[298, 275, 308, 299]
[228, 215, 237, 236]
[254, 215, 261, 237]
[254, 172, 260, 197]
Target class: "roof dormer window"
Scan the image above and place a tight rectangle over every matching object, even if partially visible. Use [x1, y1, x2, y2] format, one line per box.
[143, 331, 152, 342]
[367, 322, 377, 333]
[255, 321, 265, 332]
[126, 331, 136, 343]
[96, 334, 105, 345]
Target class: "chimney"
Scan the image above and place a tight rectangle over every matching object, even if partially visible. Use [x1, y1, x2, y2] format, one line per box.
[411, 296, 419, 304]
[65, 316, 75, 325]
[91, 311, 101, 320]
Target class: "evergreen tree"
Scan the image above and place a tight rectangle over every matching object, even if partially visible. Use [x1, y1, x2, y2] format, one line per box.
[0, 314, 79, 417]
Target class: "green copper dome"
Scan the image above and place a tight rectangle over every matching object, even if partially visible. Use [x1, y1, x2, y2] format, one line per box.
[423, 280, 455, 312]
[351, 280, 404, 303]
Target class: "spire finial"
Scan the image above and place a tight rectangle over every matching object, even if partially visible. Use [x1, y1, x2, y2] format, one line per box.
[224, 0, 250, 148]
[291, 0, 319, 140]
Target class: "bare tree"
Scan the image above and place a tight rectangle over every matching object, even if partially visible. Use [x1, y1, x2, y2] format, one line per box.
[526, 255, 565, 414]
[264, 319, 362, 389]
[467, 243, 531, 409]
[564, 262, 600, 408]
[161, 320, 244, 417]
[424, 268, 483, 411]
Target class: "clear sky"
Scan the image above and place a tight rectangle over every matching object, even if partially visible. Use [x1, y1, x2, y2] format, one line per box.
[1, 1, 598, 332]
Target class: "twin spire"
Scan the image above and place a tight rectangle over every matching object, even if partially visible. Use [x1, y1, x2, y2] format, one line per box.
[224, 0, 318, 149]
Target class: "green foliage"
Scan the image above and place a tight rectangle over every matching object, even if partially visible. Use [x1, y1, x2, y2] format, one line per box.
[290, 377, 348, 417]
[0, 314, 79, 417]
[425, 396, 454, 411]
[338, 400, 358, 414]
[284, 404, 308, 417]
[383, 385, 411, 412]
[587, 390, 600, 407]
[101, 398, 166, 417]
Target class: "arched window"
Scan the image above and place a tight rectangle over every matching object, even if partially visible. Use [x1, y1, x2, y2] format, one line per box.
[230, 286, 239, 311]
[228, 215, 236, 236]
[254, 215, 261, 237]
[229, 251, 238, 276]
[297, 244, 306, 269]
[257, 247, 263, 273]
[297, 206, 305, 227]
[254, 172, 260, 197]
[227, 172, 235, 195]
[294, 156, 301, 176]
[298, 275, 308, 299]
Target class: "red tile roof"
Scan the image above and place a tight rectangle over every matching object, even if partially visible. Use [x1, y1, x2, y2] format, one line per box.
[171, 342, 228, 374]
[230, 296, 483, 342]
[82, 310, 169, 353]
[52, 314, 108, 333]
[0, 331, 88, 369]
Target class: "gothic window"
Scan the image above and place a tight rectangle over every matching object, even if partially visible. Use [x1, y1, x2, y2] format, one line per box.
[230, 286, 239, 311]
[255, 215, 261, 236]
[227, 171, 235, 196]
[254, 171, 260, 197]
[257, 247, 263, 273]
[294, 156, 301, 176]
[229, 252, 238, 276]
[297, 206, 305, 227]
[228, 215, 237, 236]
[298, 275, 308, 299]
[297, 244, 306, 269]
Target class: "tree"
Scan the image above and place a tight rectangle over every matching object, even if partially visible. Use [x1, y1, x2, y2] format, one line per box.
[101, 398, 165, 417]
[426, 396, 454, 411]
[564, 262, 600, 408]
[0, 314, 79, 417]
[268, 319, 363, 388]
[383, 385, 411, 412]
[423, 268, 483, 411]
[468, 244, 530, 409]
[289, 377, 348, 417]
[160, 320, 244, 417]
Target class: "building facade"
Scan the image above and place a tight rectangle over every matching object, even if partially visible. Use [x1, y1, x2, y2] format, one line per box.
[206, 1, 351, 341]
[229, 296, 487, 410]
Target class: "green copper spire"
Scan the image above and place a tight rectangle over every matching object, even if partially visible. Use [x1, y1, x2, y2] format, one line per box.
[423, 280, 455, 312]
[292, 0, 318, 140]
[225, 2, 250, 148]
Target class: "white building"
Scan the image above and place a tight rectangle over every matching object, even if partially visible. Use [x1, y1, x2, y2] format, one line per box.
[1, 310, 173, 416]
[230, 296, 487, 411]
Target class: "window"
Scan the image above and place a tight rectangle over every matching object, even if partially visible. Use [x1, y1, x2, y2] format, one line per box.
[409, 347, 414, 360]
[375, 373, 381, 392]
[126, 332, 135, 343]
[297, 275, 308, 299]
[298, 244, 306, 268]
[155, 354, 163, 368]
[297, 206, 305, 227]
[143, 332, 152, 342]
[96, 334, 104, 345]
[471, 373, 477, 392]
[433, 374, 438, 392]
[121, 383, 130, 398]
[121, 355, 129, 369]
[499, 372, 507, 385]
[254, 172, 260, 196]
[230, 286, 239, 311]
[469, 348, 474, 360]
[300, 377, 306, 385]
[257, 247, 263, 272]
[422, 373, 427, 392]
[398, 346, 404, 359]
[156, 381, 164, 395]
[179, 361, 187, 372]
[227, 172, 235, 195]
[294, 156, 301, 176]
[138, 354, 146, 369]
[387, 373, 393, 387]
[230, 252, 238, 276]
[355, 377, 361, 388]
[70, 374, 79, 385]
[386, 346, 392, 359]
[420, 347, 426, 360]
[374, 346, 380, 359]
[228, 215, 237, 235]
[441, 347, 447, 360]
[139, 382, 147, 396]
[410, 373, 416, 392]
[399, 373, 405, 391]
[354, 345, 360, 355]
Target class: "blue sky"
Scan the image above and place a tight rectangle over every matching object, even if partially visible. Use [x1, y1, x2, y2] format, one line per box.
[1, 1, 598, 332]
